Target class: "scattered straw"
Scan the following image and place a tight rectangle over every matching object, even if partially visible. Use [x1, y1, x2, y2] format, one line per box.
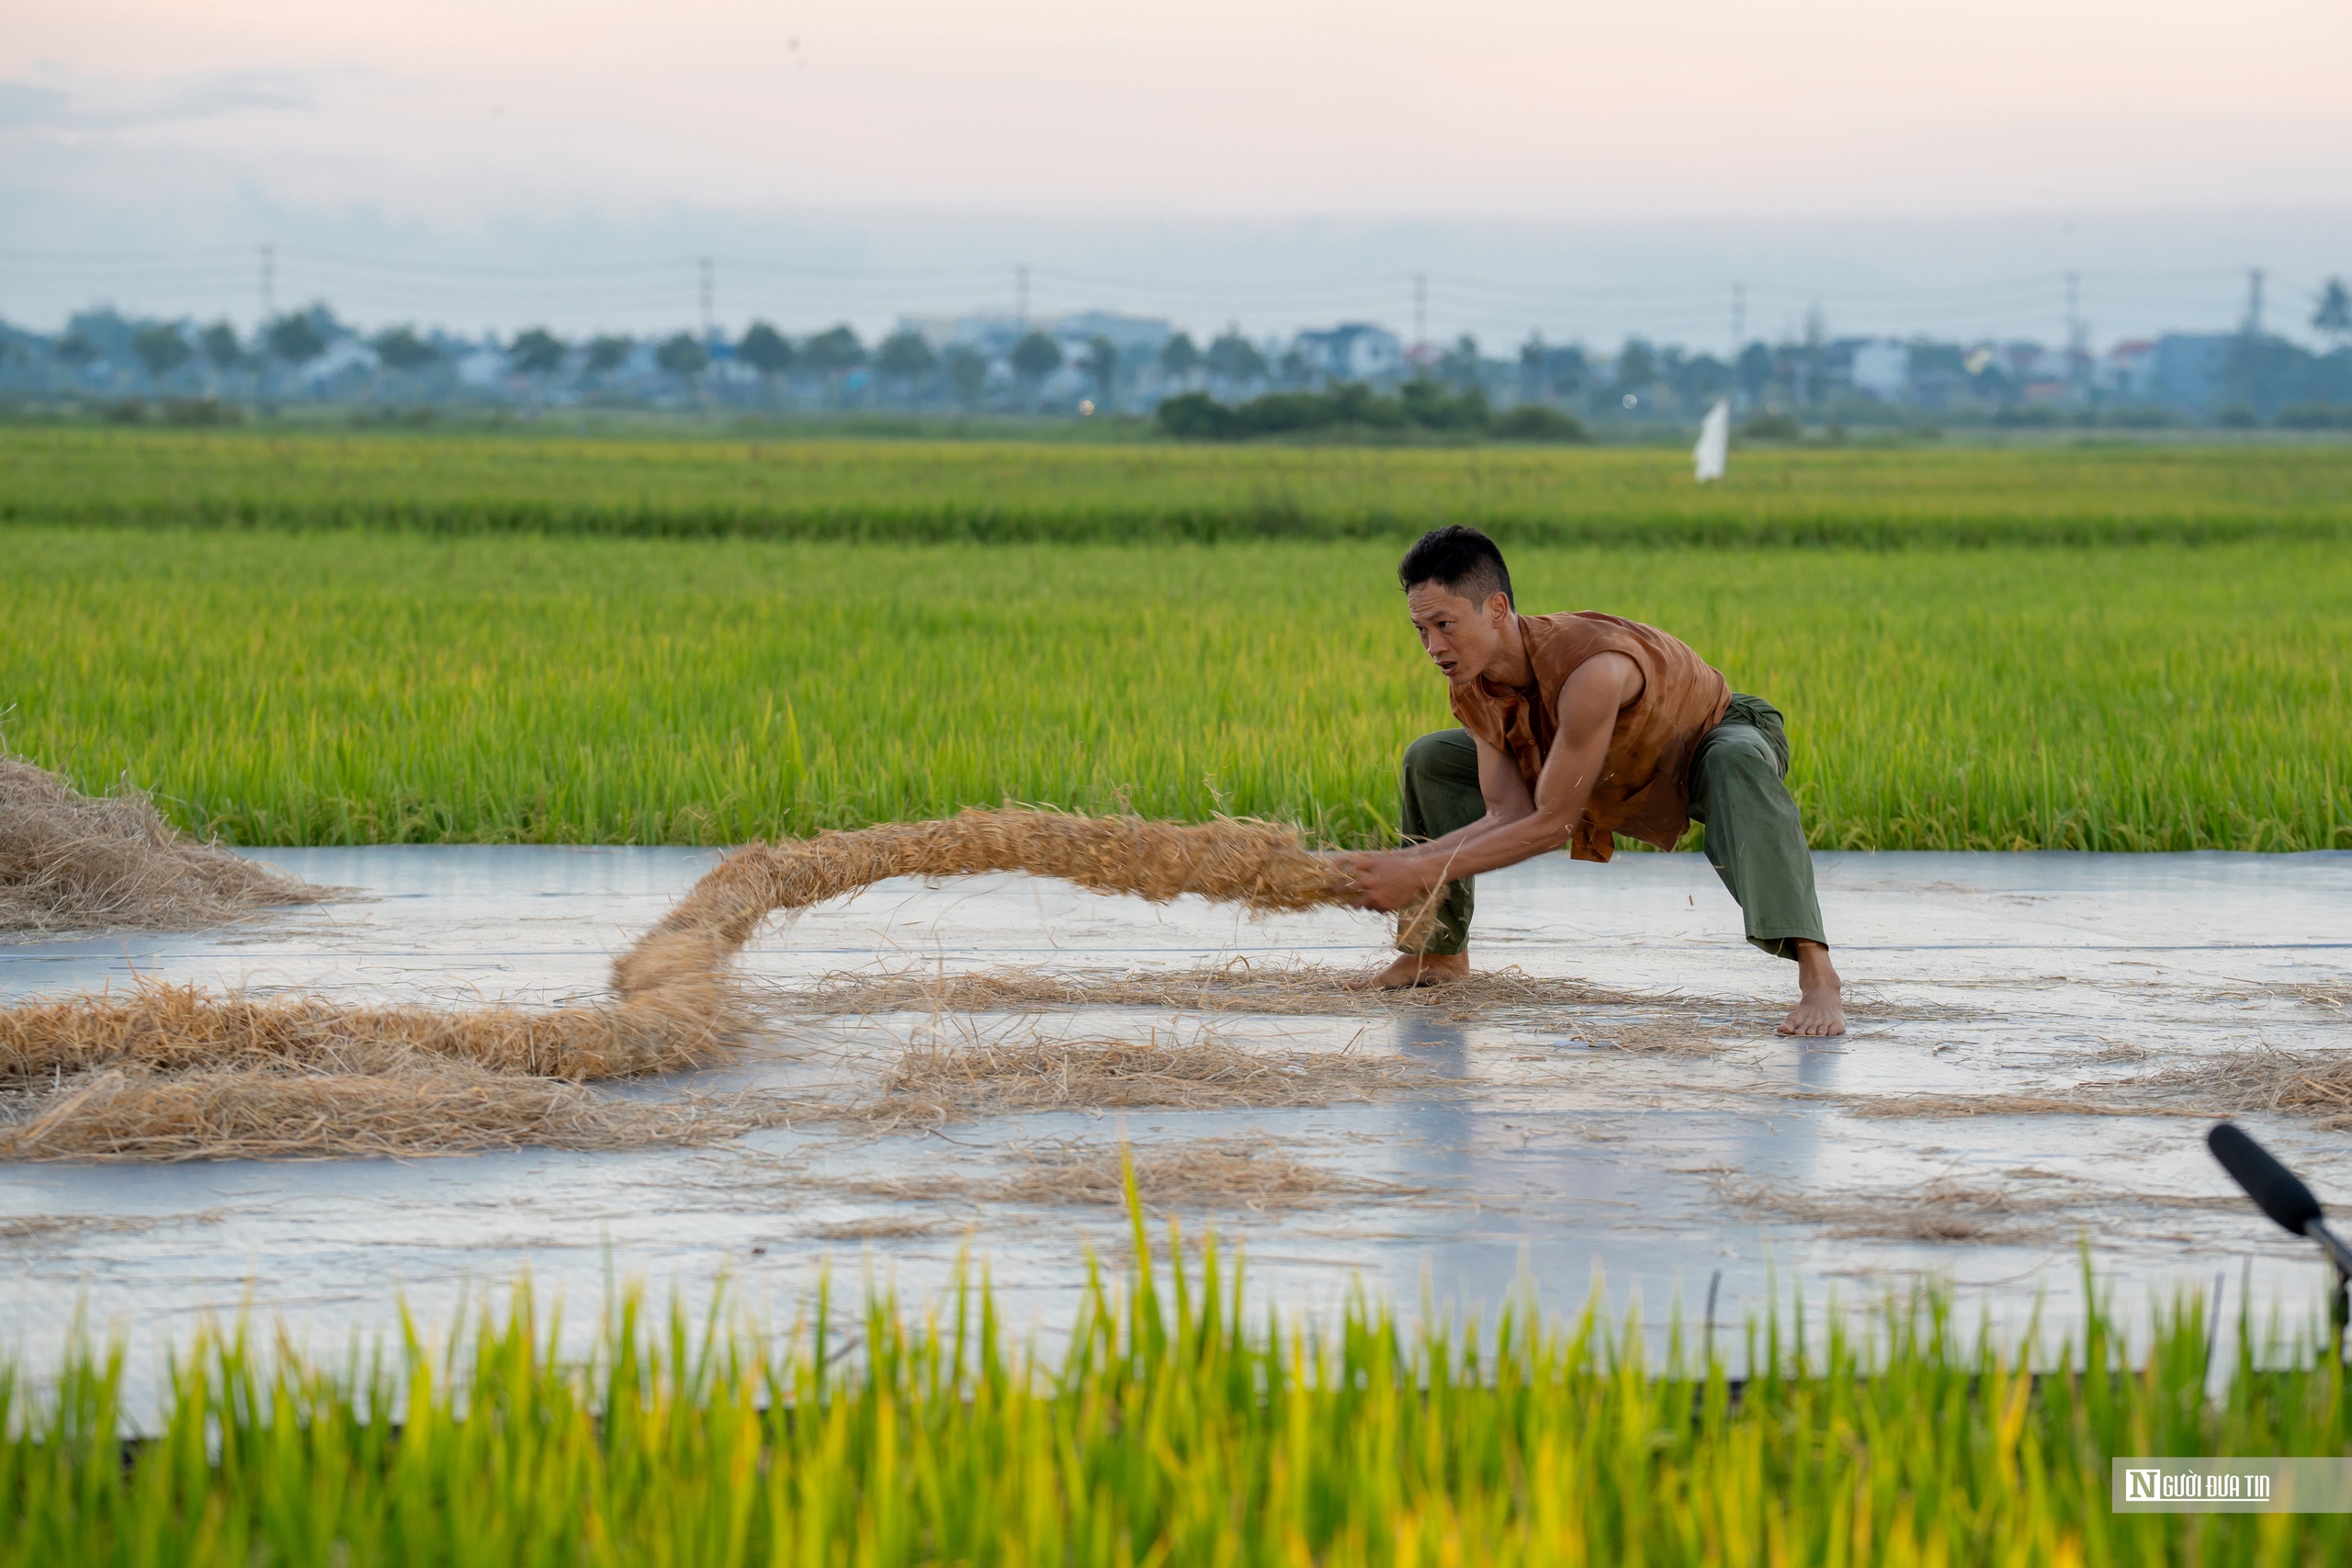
[0, 1058, 786, 1162]
[2, 808, 1409, 1160]
[988, 1136, 1423, 1212]
[843, 1134, 1426, 1213]
[804, 1216, 948, 1242]
[0, 1212, 211, 1244]
[1829, 1092, 2213, 1121]
[0, 754, 332, 934]
[782, 959, 1647, 1022]
[845, 1032, 1435, 1132]
[1718, 1174, 2066, 1244]
[2137, 1047, 2352, 1129]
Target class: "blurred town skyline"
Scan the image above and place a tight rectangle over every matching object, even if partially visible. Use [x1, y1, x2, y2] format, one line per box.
[7, 0, 2347, 423]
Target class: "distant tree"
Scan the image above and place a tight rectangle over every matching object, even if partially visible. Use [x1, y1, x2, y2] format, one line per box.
[2316, 278, 2352, 350]
[801, 325, 865, 376]
[1439, 334, 1481, 391]
[1277, 345, 1311, 389]
[131, 324, 193, 383]
[1080, 334, 1119, 403]
[199, 321, 243, 375]
[1519, 333, 1548, 400]
[1010, 330, 1063, 381]
[944, 345, 988, 411]
[1614, 337, 1656, 391]
[584, 334, 634, 377]
[801, 324, 865, 406]
[55, 333, 98, 370]
[1159, 332, 1202, 383]
[655, 333, 709, 395]
[876, 330, 938, 405]
[1736, 341, 1774, 399]
[1679, 353, 1730, 401]
[266, 313, 327, 370]
[508, 326, 566, 378]
[1204, 329, 1266, 388]
[372, 326, 440, 373]
[737, 321, 795, 386]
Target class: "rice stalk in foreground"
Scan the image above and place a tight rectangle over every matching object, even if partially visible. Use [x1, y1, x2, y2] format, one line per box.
[4, 1222, 2349, 1564]
[0, 753, 330, 934]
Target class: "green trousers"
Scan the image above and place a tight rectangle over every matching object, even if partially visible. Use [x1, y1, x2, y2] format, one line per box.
[1396, 693, 1828, 960]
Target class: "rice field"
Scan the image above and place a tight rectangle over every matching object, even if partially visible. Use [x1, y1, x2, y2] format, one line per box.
[5, 426, 2350, 546]
[2, 526, 2345, 852]
[6, 1232, 2347, 1565]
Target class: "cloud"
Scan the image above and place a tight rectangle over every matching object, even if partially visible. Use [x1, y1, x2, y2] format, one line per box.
[0, 72, 309, 132]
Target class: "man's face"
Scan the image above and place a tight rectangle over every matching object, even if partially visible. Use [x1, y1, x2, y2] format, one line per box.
[1406, 581, 1510, 687]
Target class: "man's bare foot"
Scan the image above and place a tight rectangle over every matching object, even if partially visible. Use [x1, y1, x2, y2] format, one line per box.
[1779, 940, 1846, 1036]
[1347, 952, 1470, 991]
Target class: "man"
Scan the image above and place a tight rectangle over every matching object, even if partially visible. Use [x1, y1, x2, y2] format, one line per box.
[1337, 525, 1845, 1036]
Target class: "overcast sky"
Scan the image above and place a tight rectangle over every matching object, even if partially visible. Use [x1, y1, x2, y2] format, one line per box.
[6, 0, 2348, 345]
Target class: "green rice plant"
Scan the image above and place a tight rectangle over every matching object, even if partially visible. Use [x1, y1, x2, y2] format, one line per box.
[4, 427, 2350, 546]
[2, 530, 2344, 852]
[5, 1209, 2350, 1564]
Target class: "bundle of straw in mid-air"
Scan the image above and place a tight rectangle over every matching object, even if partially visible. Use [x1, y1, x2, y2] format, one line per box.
[0, 754, 330, 934]
[3, 808, 1413, 1160]
[610, 808, 1427, 996]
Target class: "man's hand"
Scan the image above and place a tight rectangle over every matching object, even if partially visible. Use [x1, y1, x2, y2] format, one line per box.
[1334, 850, 1444, 913]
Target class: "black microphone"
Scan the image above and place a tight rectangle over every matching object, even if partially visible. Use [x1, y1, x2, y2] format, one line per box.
[2209, 1122, 2325, 1238]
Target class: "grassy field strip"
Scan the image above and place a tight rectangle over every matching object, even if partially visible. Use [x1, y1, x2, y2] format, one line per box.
[6, 429, 2351, 545]
[2, 531, 2343, 852]
[5, 1235, 2346, 1564]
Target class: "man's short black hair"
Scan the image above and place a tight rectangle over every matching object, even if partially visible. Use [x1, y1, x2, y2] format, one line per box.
[1398, 525, 1514, 608]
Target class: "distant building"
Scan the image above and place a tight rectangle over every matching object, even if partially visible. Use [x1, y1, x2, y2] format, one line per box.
[1290, 322, 1402, 381]
[2150, 333, 2234, 411]
[1849, 339, 1909, 400]
[2102, 340, 2159, 401]
[897, 310, 1170, 362]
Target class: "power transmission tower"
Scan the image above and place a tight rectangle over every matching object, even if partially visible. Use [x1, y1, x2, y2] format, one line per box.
[2244, 268, 2265, 336]
[2065, 271, 2088, 392]
[1730, 283, 1745, 409]
[1412, 273, 1427, 356]
[698, 257, 715, 340]
[259, 243, 275, 322]
[1016, 265, 1029, 329]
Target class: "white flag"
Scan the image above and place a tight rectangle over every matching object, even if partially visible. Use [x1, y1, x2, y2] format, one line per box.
[1693, 398, 1730, 482]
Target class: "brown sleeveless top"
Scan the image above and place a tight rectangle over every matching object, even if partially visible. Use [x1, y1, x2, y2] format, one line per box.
[1448, 612, 1730, 862]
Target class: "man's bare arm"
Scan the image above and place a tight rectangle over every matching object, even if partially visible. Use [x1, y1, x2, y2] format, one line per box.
[1342, 652, 1643, 909]
[1392, 735, 1535, 863]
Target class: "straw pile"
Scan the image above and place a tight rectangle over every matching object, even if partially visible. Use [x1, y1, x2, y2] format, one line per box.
[2, 808, 1401, 1160]
[0, 1057, 783, 1162]
[0, 754, 330, 934]
[0, 976, 741, 1086]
